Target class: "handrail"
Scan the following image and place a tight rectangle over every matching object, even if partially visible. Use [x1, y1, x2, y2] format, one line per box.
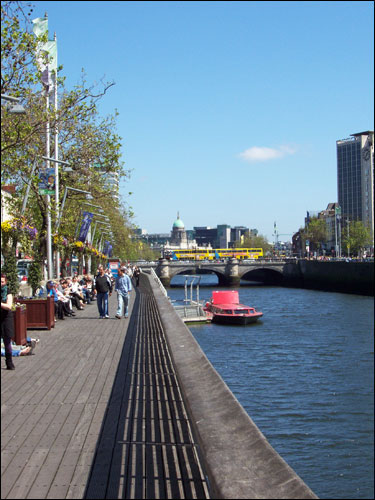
[150, 267, 168, 298]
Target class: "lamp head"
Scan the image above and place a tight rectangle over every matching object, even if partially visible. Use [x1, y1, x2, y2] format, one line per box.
[8, 103, 26, 114]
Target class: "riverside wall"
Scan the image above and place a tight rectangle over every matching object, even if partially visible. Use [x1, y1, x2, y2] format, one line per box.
[283, 260, 374, 296]
[146, 273, 318, 499]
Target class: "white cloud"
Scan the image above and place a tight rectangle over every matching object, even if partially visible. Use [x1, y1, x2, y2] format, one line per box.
[238, 145, 297, 163]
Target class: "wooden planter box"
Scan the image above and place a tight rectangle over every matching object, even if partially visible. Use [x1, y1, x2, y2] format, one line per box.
[13, 306, 28, 345]
[17, 296, 55, 330]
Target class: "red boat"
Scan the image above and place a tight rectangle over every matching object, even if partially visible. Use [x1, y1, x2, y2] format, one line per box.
[204, 290, 263, 325]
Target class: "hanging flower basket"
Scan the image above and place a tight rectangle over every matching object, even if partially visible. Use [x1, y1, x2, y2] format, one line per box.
[1, 217, 38, 240]
[72, 241, 85, 252]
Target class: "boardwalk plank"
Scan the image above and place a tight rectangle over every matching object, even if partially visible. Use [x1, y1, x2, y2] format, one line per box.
[2, 283, 210, 499]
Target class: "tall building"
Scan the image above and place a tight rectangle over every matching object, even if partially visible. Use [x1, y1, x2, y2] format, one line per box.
[336, 131, 374, 240]
[217, 224, 231, 248]
[193, 227, 217, 247]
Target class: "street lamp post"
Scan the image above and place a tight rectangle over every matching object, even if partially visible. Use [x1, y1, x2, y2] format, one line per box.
[94, 223, 111, 250]
[85, 213, 109, 274]
[334, 205, 342, 258]
[42, 157, 72, 278]
[91, 218, 110, 245]
[56, 187, 92, 231]
[99, 232, 110, 253]
[96, 225, 111, 253]
[21, 158, 37, 216]
[78, 203, 104, 275]
[55, 186, 92, 277]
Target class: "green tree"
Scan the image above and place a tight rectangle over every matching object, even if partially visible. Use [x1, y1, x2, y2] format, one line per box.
[28, 257, 43, 295]
[341, 221, 372, 257]
[235, 233, 272, 256]
[2, 253, 19, 296]
[1, 2, 135, 267]
[305, 217, 327, 255]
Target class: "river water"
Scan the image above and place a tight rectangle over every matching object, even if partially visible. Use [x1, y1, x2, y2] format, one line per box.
[168, 275, 374, 500]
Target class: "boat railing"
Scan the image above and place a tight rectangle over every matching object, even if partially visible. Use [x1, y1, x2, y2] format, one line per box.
[183, 275, 201, 304]
[173, 275, 208, 323]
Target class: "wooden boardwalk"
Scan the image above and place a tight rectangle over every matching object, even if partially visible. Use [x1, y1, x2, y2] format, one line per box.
[1, 283, 210, 499]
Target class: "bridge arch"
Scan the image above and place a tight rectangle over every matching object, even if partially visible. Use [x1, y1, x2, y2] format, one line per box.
[155, 260, 286, 287]
[170, 268, 227, 285]
[240, 267, 284, 285]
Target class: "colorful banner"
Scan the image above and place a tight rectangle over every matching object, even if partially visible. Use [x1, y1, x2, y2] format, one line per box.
[38, 168, 55, 195]
[102, 241, 113, 257]
[78, 211, 93, 242]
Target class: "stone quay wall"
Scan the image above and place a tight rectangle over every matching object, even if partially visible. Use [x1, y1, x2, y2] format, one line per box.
[283, 260, 374, 296]
[145, 273, 318, 499]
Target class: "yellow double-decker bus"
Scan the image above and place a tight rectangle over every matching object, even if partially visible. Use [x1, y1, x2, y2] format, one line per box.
[163, 248, 263, 261]
[211, 248, 263, 260]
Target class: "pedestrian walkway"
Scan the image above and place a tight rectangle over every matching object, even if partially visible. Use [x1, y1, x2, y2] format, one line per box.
[1, 283, 210, 499]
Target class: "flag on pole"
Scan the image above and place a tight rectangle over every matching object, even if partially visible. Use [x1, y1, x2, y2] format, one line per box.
[36, 40, 57, 88]
[39, 40, 57, 87]
[42, 40, 57, 72]
[103, 241, 110, 256]
[78, 212, 93, 243]
[32, 17, 48, 37]
[32, 17, 57, 91]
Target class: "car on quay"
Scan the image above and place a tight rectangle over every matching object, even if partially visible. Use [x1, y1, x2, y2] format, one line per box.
[18, 269, 28, 283]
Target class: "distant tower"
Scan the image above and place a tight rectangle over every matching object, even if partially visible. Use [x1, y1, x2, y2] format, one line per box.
[171, 212, 188, 247]
[336, 131, 374, 242]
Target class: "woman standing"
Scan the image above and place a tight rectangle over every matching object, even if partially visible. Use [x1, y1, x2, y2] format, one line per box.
[1, 274, 15, 370]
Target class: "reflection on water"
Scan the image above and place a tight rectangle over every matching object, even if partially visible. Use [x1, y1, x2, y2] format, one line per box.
[167, 275, 374, 500]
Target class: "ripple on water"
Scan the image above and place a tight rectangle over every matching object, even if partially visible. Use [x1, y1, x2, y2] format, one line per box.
[167, 282, 374, 499]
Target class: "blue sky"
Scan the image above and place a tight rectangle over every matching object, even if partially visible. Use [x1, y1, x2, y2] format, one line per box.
[31, 1, 374, 241]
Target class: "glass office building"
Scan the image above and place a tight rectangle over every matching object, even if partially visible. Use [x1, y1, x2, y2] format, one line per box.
[336, 131, 374, 241]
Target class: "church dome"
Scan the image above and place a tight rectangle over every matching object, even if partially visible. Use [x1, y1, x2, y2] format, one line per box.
[173, 218, 184, 229]
[173, 214, 184, 229]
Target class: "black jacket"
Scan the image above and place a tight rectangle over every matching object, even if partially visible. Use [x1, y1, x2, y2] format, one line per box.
[94, 274, 113, 293]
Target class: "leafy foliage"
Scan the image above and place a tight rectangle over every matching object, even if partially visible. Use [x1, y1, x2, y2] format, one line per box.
[1, 1, 155, 266]
[304, 217, 327, 253]
[2, 253, 19, 295]
[235, 233, 272, 255]
[341, 221, 372, 256]
[28, 257, 43, 295]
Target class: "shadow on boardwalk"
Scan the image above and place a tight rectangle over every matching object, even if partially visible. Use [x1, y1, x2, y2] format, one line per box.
[1, 284, 209, 499]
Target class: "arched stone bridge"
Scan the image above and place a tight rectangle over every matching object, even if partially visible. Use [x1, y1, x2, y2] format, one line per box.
[147, 258, 288, 287]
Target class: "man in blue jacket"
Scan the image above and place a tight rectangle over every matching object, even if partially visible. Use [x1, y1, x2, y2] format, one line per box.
[115, 267, 132, 319]
[94, 265, 113, 319]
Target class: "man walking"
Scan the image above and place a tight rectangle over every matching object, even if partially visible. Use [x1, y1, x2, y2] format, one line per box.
[115, 267, 132, 318]
[94, 265, 112, 318]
